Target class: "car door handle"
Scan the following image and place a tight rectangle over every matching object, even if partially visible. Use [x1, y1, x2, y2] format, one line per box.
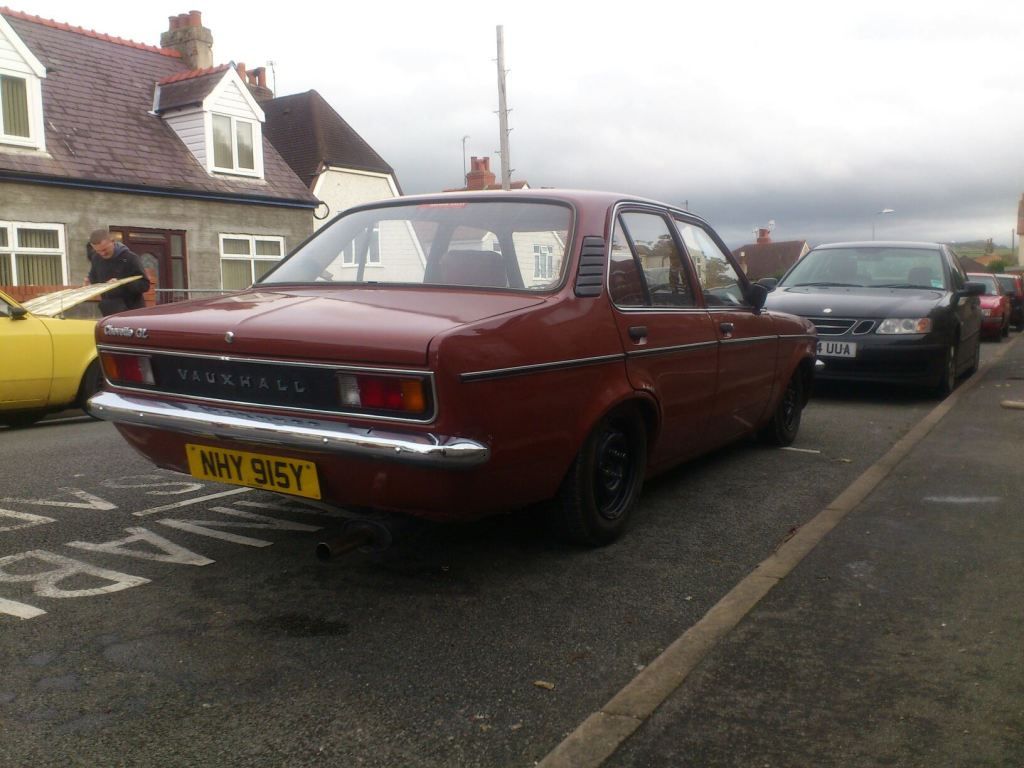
[628, 325, 648, 342]
[719, 322, 735, 336]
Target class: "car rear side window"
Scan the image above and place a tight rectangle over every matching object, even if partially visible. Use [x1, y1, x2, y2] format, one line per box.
[609, 220, 646, 307]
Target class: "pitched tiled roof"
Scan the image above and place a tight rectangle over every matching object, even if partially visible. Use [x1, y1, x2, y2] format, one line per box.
[261, 90, 397, 190]
[731, 240, 809, 280]
[0, 10, 315, 205]
[154, 66, 231, 112]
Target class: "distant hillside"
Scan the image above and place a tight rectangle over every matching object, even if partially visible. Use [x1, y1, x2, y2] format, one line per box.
[947, 240, 1015, 263]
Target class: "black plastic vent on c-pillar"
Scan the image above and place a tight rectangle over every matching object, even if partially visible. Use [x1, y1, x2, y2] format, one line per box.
[574, 236, 606, 297]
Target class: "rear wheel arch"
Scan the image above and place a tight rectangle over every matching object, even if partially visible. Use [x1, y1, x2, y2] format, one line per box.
[554, 400, 649, 546]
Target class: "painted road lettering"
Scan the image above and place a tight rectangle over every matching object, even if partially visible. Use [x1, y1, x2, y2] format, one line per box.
[66, 527, 214, 566]
[0, 489, 326, 621]
[0, 550, 149, 599]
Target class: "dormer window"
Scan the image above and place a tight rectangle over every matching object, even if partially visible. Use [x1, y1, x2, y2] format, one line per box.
[212, 114, 256, 173]
[0, 15, 46, 151]
[155, 65, 265, 179]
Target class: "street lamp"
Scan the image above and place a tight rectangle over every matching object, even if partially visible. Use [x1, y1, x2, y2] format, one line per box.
[872, 208, 895, 240]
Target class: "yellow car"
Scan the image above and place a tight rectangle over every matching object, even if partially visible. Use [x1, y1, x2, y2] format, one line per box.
[1, 278, 141, 428]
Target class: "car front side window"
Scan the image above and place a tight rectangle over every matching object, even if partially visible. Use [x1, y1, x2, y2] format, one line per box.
[674, 220, 745, 307]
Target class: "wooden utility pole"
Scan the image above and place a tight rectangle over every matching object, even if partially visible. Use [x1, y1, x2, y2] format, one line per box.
[496, 25, 511, 191]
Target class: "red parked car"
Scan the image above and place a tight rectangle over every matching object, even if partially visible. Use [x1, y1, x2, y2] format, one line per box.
[995, 273, 1024, 331]
[967, 272, 1010, 339]
[88, 191, 816, 546]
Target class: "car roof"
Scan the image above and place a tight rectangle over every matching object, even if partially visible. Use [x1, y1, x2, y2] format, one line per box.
[346, 189, 711, 223]
[810, 240, 945, 250]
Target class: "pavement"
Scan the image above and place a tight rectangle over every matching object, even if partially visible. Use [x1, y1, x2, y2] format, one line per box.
[540, 335, 1024, 768]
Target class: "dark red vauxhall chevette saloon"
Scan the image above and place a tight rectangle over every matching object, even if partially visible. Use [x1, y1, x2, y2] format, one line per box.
[88, 190, 817, 545]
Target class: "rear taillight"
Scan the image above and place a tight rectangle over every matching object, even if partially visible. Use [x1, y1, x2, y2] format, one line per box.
[337, 373, 429, 416]
[101, 352, 155, 386]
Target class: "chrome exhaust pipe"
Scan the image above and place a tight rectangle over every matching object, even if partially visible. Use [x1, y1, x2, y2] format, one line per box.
[315, 519, 394, 561]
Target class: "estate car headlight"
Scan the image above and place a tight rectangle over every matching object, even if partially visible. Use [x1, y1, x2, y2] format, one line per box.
[876, 318, 932, 335]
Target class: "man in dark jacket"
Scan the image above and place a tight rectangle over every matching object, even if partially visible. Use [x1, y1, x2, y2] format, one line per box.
[86, 229, 151, 315]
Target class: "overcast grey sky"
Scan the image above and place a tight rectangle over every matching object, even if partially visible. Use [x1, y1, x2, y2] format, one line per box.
[19, 0, 1024, 248]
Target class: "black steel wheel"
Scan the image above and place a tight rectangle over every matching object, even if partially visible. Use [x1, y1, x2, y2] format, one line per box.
[555, 408, 646, 546]
[934, 343, 957, 397]
[760, 370, 804, 446]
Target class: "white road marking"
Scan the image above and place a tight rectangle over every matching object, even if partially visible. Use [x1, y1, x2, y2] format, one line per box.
[234, 499, 347, 517]
[0, 550, 149, 598]
[0, 509, 56, 533]
[156, 504, 322, 547]
[0, 488, 116, 510]
[100, 475, 206, 496]
[157, 519, 272, 547]
[0, 597, 46, 619]
[780, 447, 822, 454]
[66, 527, 215, 566]
[133, 487, 252, 517]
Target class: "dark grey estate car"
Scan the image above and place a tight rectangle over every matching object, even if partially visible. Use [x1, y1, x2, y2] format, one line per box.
[762, 241, 984, 395]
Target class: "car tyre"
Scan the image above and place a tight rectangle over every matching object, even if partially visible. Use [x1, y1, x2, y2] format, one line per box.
[1002, 318, 1010, 337]
[555, 407, 646, 547]
[934, 343, 957, 397]
[760, 370, 804, 446]
[0, 411, 45, 429]
[76, 359, 103, 417]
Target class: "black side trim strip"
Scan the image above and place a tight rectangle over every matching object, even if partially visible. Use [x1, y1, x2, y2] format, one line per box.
[626, 341, 718, 359]
[461, 353, 624, 382]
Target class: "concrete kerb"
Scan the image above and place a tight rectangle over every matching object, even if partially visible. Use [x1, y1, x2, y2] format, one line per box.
[536, 337, 1017, 768]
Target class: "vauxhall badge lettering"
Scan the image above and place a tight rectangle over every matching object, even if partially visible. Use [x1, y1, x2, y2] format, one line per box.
[176, 368, 307, 394]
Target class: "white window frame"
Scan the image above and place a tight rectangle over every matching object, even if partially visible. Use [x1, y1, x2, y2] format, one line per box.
[209, 113, 260, 177]
[533, 244, 554, 279]
[0, 15, 47, 151]
[0, 221, 67, 285]
[340, 225, 381, 267]
[218, 234, 285, 289]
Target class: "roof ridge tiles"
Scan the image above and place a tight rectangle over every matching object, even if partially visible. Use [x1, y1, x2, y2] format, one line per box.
[158, 64, 231, 85]
[0, 6, 181, 57]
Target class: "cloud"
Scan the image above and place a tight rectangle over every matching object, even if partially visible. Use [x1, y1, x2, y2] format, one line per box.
[24, 0, 1024, 248]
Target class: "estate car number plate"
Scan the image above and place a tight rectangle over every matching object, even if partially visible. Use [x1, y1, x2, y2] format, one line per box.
[186, 444, 322, 500]
[817, 340, 857, 358]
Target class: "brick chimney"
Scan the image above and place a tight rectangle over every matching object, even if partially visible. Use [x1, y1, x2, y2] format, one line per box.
[161, 10, 213, 70]
[236, 62, 274, 102]
[465, 157, 496, 191]
[756, 227, 772, 245]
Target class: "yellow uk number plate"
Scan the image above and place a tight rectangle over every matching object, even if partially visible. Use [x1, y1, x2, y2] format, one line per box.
[186, 444, 322, 500]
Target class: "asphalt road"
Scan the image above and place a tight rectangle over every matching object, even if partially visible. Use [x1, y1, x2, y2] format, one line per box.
[0, 341, 1004, 767]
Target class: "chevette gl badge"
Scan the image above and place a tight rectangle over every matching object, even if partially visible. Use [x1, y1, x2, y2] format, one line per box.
[104, 325, 148, 338]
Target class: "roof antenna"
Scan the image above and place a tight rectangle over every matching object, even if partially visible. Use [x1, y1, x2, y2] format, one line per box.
[266, 60, 277, 95]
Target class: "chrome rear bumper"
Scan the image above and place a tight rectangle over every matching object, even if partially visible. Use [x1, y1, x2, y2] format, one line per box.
[87, 391, 489, 468]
